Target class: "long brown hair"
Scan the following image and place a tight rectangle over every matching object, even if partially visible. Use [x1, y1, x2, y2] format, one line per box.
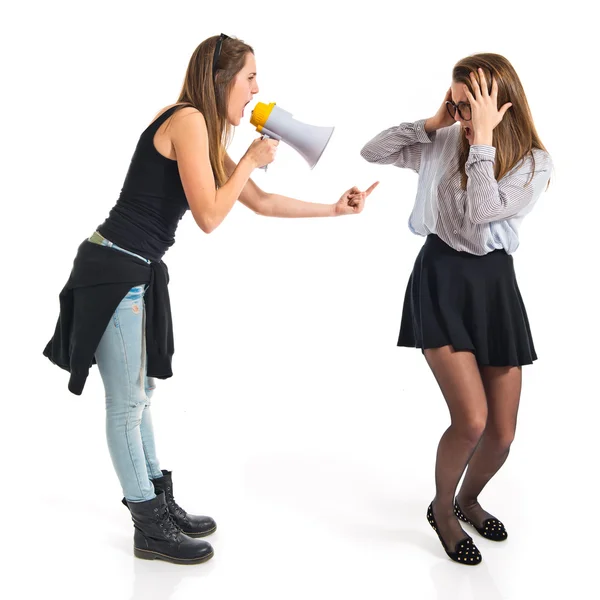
[175, 35, 254, 187]
[453, 53, 548, 189]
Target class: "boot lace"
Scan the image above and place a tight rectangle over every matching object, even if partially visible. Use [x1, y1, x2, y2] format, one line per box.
[166, 485, 188, 521]
[153, 503, 181, 540]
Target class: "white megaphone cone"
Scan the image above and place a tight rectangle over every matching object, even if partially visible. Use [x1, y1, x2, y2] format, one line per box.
[250, 102, 334, 170]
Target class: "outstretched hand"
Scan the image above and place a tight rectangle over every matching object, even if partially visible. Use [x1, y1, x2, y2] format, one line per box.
[335, 181, 379, 215]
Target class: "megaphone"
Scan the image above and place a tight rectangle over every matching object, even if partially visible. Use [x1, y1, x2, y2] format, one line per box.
[249, 102, 334, 170]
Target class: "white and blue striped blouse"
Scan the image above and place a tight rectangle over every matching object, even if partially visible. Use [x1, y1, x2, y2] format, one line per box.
[360, 119, 552, 255]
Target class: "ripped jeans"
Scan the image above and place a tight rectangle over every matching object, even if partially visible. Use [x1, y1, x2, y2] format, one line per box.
[93, 237, 162, 502]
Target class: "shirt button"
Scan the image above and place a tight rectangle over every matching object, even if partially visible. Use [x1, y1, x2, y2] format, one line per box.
[453, 230, 458, 234]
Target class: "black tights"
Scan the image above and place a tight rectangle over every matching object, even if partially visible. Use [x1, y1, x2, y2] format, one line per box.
[425, 346, 522, 549]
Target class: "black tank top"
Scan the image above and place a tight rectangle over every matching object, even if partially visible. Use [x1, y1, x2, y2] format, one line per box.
[97, 105, 190, 262]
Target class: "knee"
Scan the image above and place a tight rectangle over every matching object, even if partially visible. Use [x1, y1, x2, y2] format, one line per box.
[456, 413, 487, 445]
[105, 386, 144, 414]
[145, 377, 156, 401]
[486, 427, 515, 453]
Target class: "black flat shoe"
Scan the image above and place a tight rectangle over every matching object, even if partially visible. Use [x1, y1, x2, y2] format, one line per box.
[454, 499, 508, 541]
[427, 502, 482, 565]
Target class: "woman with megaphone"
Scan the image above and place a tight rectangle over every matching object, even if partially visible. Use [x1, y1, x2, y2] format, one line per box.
[43, 33, 378, 565]
[361, 54, 552, 566]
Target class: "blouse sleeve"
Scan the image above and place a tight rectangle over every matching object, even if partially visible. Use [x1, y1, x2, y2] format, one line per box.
[360, 119, 434, 173]
[465, 146, 552, 224]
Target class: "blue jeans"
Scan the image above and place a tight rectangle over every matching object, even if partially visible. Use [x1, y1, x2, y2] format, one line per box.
[93, 235, 162, 502]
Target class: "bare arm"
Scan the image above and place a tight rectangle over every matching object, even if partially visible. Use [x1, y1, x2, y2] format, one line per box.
[171, 108, 274, 233]
[224, 153, 332, 217]
[224, 154, 378, 218]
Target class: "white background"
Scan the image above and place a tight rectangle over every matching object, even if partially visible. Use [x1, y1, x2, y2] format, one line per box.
[2, 1, 597, 599]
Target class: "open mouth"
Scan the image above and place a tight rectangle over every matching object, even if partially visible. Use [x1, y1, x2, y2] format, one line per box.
[464, 126, 472, 137]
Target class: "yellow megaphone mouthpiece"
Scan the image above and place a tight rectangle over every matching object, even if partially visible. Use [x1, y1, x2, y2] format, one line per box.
[250, 102, 276, 132]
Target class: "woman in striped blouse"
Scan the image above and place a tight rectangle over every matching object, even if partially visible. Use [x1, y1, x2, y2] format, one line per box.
[361, 53, 552, 565]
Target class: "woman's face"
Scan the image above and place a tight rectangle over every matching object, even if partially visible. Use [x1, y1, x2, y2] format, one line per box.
[227, 52, 259, 126]
[450, 81, 473, 145]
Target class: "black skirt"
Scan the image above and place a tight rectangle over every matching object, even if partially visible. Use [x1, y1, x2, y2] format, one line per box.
[398, 234, 537, 366]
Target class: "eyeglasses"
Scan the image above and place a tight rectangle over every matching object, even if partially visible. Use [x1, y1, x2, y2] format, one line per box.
[445, 100, 472, 121]
[212, 33, 230, 80]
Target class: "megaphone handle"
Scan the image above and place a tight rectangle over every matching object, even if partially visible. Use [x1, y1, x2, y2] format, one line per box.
[260, 134, 270, 172]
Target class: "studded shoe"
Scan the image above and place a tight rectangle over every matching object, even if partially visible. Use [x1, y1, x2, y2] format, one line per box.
[454, 499, 508, 541]
[427, 502, 482, 565]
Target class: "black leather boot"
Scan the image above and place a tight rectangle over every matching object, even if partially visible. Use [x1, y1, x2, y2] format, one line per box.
[151, 470, 217, 538]
[126, 490, 214, 564]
